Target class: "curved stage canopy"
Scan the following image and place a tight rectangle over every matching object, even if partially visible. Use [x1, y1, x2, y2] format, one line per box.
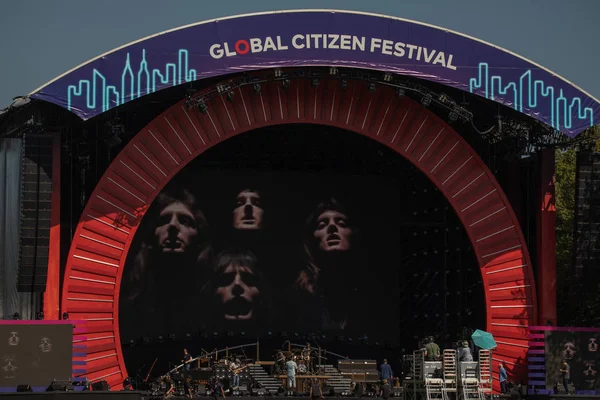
[31, 10, 599, 137]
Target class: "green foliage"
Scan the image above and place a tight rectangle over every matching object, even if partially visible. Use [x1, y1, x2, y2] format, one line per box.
[555, 125, 600, 325]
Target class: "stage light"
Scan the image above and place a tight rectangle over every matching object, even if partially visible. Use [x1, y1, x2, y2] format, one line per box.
[368, 82, 376, 92]
[36, 312, 44, 320]
[62, 312, 69, 320]
[213, 332, 219, 337]
[143, 337, 151, 344]
[168, 333, 176, 341]
[421, 95, 432, 106]
[158, 335, 164, 343]
[196, 99, 208, 114]
[240, 331, 246, 337]
[12, 312, 20, 320]
[311, 78, 320, 88]
[226, 91, 235, 102]
[267, 331, 272, 337]
[274, 68, 283, 78]
[383, 73, 392, 82]
[253, 83, 261, 94]
[340, 79, 348, 89]
[11, 96, 31, 108]
[129, 339, 135, 347]
[329, 67, 338, 75]
[282, 79, 290, 89]
[185, 333, 192, 340]
[449, 111, 459, 122]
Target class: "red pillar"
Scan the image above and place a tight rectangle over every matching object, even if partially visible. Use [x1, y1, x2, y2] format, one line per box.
[536, 148, 557, 325]
[44, 132, 61, 320]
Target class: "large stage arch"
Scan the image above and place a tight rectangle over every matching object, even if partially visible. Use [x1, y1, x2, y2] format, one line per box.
[62, 75, 536, 389]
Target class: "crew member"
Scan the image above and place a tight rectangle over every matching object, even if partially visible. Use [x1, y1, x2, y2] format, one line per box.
[210, 378, 226, 399]
[499, 363, 508, 394]
[286, 356, 298, 390]
[183, 348, 193, 372]
[183, 376, 193, 399]
[424, 336, 441, 361]
[302, 343, 313, 372]
[457, 341, 473, 362]
[380, 379, 391, 400]
[309, 378, 324, 400]
[164, 376, 175, 399]
[380, 359, 393, 385]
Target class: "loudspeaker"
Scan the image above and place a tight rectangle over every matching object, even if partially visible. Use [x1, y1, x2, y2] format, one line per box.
[16, 385, 32, 392]
[46, 381, 74, 392]
[195, 385, 206, 395]
[92, 380, 110, 391]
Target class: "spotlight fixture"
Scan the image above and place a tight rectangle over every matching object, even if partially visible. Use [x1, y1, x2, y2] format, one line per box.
[62, 312, 69, 320]
[311, 78, 320, 88]
[12, 312, 20, 320]
[226, 91, 235, 102]
[448, 111, 459, 122]
[253, 82, 261, 94]
[396, 87, 405, 97]
[158, 335, 164, 343]
[274, 68, 283, 78]
[196, 99, 208, 114]
[329, 67, 338, 75]
[421, 95, 432, 107]
[129, 339, 135, 347]
[383, 72, 393, 82]
[368, 82, 376, 92]
[36, 312, 44, 320]
[282, 79, 291, 89]
[341, 79, 348, 89]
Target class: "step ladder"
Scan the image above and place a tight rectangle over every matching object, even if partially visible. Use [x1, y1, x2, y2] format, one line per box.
[426, 378, 445, 400]
[442, 349, 457, 400]
[459, 361, 481, 400]
[477, 350, 492, 400]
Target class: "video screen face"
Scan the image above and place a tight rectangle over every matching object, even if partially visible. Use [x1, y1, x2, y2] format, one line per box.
[545, 331, 600, 391]
[0, 324, 72, 387]
[118, 125, 484, 346]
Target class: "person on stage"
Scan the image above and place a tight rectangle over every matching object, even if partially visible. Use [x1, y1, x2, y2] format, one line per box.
[302, 343, 314, 372]
[559, 360, 570, 394]
[182, 348, 193, 372]
[183, 376, 193, 399]
[163, 376, 175, 399]
[210, 377, 226, 399]
[424, 336, 441, 361]
[230, 358, 242, 389]
[309, 378, 324, 400]
[380, 359, 393, 385]
[457, 341, 473, 362]
[286, 356, 298, 390]
[380, 379, 391, 400]
[499, 363, 508, 394]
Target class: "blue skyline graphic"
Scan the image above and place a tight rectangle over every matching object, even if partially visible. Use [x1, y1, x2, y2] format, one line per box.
[67, 49, 197, 113]
[65, 51, 594, 132]
[469, 62, 594, 131]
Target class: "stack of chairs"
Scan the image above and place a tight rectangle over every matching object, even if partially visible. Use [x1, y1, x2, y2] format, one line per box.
[477, 350, 492, 400]
[442, 349, 457, 400]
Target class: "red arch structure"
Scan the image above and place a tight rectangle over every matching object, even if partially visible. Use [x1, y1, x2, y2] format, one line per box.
[61, 75, 537, 390]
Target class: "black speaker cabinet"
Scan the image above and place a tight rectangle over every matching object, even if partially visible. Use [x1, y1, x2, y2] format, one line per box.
[16, 385, 32, 392]
[92, 380, 110, 391]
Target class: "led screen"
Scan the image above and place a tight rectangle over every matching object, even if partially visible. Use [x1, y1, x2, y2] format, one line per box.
[0, 324, 72, 387]
[118, 126, 484, 346]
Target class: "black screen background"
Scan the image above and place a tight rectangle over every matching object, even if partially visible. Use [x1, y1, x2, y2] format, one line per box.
[0, 324, 72, 387]
[118, 125, 484, 349]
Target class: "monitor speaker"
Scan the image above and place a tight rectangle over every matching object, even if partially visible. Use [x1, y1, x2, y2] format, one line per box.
[92, 380, 110, 391]
[46, 381, 74, 392]
[16, 385, 32, 392]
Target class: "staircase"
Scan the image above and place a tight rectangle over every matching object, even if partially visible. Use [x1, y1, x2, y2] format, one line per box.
[318, 364, 352, 393]
[247, 364, 281, 395]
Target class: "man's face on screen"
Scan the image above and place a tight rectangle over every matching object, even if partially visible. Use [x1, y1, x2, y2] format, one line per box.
[155, 202, 198, 253]
[215, 263, 260, 320]
[232, 190, 263, 230]
[314, 210, 352, 252]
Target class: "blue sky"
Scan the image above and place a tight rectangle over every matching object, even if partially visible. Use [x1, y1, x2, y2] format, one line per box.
[0, 0, 598, 108]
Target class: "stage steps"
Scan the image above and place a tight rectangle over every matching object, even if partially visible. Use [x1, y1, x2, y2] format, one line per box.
[247, 364, 281, 394]
[317, 364, 352, 393]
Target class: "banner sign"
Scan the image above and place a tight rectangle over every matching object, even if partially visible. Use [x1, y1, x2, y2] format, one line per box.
[31, 10, 600, 137]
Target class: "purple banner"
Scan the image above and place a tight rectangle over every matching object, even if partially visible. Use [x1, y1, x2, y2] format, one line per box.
[31, 10, 599, 137]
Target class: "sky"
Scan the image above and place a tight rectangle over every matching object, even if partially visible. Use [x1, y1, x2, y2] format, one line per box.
[0, 0, 599, 109]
